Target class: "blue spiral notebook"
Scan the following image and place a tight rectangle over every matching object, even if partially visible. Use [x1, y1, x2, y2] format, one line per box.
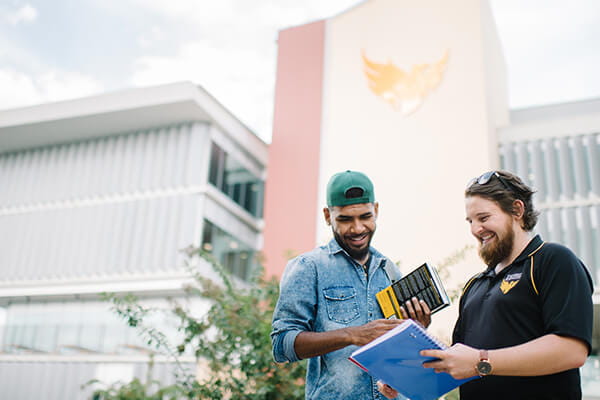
[349, 319, 478, 400]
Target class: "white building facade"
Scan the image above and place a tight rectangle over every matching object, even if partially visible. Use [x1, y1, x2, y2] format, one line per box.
[0, 82, 267, 399]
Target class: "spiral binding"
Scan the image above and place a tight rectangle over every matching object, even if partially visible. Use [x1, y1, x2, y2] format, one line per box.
[407, 319, 448, 350]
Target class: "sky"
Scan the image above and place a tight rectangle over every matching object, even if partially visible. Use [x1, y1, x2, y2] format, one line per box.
[0, 0, 599, 142]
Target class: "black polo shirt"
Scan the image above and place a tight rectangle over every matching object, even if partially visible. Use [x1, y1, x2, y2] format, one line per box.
[453, 235, 594, 400]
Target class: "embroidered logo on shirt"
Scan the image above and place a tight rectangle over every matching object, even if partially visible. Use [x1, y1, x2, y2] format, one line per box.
[500, 273, 522, 294]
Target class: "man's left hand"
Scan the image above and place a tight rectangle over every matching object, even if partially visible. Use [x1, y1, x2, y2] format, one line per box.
[421, 343, 479, 380]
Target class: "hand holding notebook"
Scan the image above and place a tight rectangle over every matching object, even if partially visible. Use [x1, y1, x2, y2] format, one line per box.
[349, 319, 478, 400]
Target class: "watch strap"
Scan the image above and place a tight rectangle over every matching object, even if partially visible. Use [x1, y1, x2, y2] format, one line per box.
[479, 349, 488, 361]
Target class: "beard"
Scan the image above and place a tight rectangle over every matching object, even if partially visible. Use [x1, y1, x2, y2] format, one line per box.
[333, 230, 373, 261]
[479, 219, 515, 268]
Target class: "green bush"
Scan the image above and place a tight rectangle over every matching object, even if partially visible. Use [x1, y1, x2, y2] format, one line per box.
[88, 249, 307, 399]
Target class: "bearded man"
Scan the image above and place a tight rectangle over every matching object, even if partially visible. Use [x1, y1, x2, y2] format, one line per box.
[421, 170, 593, 400]
[271, 170, 431, 400]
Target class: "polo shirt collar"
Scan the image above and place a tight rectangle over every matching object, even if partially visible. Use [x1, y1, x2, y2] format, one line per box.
[511, 234, 544, 265]
[483, 234, 543, 276]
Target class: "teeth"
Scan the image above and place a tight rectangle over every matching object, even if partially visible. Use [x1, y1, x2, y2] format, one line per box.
[349, 234, 367, 242]
[480, 233, 494, 243]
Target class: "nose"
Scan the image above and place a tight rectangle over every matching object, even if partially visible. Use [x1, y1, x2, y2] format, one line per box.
[471, 221, 482, 237]
[350, 218, 365, 234]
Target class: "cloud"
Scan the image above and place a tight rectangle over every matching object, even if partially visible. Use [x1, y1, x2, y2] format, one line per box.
[2, 4, 38, 26]
[130, 40, 275, 139]
[137, 26, 165, 49]
[0, 68, 104, 111]
[125, 0, 363, 141]
[490, 0, 600, 107]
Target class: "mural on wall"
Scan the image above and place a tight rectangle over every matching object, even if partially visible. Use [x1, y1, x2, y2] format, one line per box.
[362, 50, 449, 115]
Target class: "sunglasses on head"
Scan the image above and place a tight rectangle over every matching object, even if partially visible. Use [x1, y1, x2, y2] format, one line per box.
[467, 171, 514, 192]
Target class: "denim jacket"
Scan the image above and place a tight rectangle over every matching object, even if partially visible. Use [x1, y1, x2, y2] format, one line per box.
[271, 239, 402, 400]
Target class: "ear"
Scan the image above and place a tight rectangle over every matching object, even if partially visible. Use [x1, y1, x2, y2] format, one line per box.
[373, 202, 379, 219]
[512, 199, 525, 221]
[323, 207, 331, 225]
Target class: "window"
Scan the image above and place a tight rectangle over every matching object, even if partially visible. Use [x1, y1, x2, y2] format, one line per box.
[1, 298, 198, 355]
[208, 143, 264, 218]
[201, 219, 257, 281]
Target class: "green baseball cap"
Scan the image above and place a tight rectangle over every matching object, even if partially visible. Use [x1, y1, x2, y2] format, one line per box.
[326, 170, 375, 207]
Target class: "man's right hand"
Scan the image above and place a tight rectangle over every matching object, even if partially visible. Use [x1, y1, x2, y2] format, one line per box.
[346, 319, 403, 346]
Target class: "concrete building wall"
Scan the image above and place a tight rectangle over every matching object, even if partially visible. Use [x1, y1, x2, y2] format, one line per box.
[264, 0, 508, 284]
[262, 21, 326, 277]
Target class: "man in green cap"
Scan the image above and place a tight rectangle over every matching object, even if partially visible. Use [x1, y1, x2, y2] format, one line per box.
[271, 170, 431, 399]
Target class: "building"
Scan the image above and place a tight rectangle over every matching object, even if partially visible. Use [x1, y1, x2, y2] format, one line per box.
[499, 98, 600, 395]
[0, 81, 267, 399]
[261, 0, 599, 397]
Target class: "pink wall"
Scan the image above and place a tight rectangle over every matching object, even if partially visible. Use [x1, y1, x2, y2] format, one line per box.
[262, 21, 326, 277]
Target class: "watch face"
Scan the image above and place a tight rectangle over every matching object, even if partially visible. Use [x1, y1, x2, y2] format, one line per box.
[477, 361, 492, 375]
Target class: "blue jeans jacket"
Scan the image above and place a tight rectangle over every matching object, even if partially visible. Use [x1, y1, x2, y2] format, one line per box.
[271, 239, 402, 400]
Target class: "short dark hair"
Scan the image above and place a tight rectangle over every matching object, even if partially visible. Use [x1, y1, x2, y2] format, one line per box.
[465, 170, 540, 231]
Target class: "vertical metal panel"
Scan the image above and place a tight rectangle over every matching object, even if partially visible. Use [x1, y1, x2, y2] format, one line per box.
[578, 206, 594, 273]
[586, 133, 600, 196]
[122, 132, 139, 194]
[0, 361, 17, 399]
[0, 194, 200, 281]
[542, 138, 560, 202]
[546, 208, 563, 243]
[515, 141, 530, 184]
[572, 135, 590, 198]
[0, 123, 209, 207]
[536, 211, 549, 240]
[0, 153, 22, 206]
[593, 205, 600, 283]
[175, 125, 192, 187]
[563, 208, 578, 253]
[557, 137, 574, 199]
[162, 196, 181, 272]
[501, 142, 516, 172]
[530, 140, 547, 203]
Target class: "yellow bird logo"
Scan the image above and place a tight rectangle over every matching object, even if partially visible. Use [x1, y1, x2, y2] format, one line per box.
[362, 50, 449, 115]
[500, 279, 519, 294]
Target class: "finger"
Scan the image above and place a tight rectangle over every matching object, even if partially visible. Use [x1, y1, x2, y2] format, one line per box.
[419, 300, 431, 327]
[419, 299, 431, 315]
[381, 383, 398, 398]
[421, 349, 444, 358]
[404, 299, 415, 318]
[409, 297, 424, 320]
[372, 318, 400, 326]
[399, 305, 407, 319]
[380, 318, 402, 326]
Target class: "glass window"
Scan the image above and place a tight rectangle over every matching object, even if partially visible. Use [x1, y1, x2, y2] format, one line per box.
[208, 143, 225, 188]
[201, 219, 257, 281]
[0, 298, 194, 355]
[208, 142, 264, 218]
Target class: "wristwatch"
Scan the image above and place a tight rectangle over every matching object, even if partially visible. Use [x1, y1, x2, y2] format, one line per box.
[476, 349, 492, 376]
